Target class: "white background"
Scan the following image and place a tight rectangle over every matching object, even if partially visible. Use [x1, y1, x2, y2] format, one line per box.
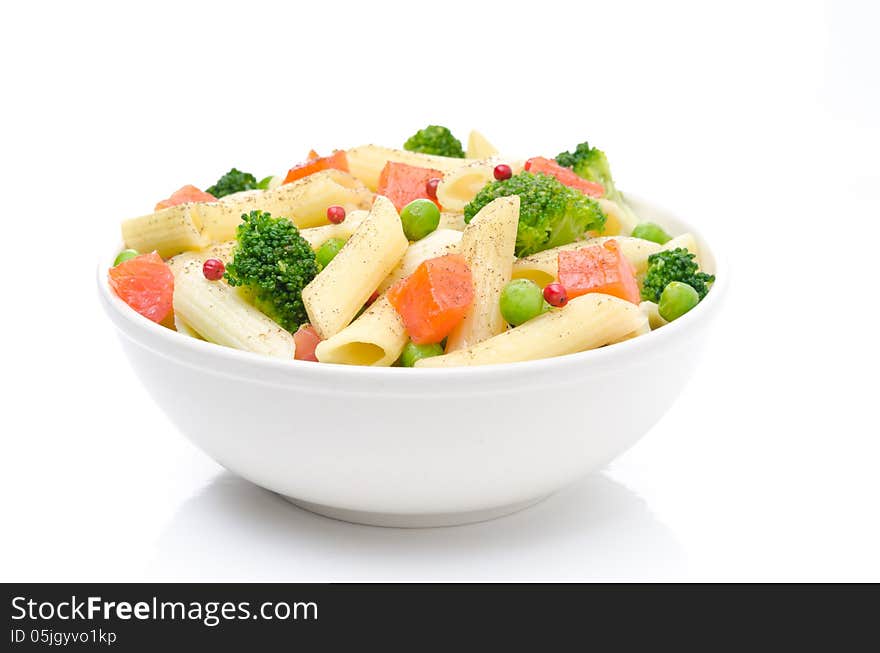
[1, 0, 878, 581]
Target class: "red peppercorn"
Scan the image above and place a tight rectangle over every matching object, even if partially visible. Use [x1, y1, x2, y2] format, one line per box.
[203, 258, 225, 281]
[543, 282, 568, 307]
[425, 177, 441, 200]
[326, 205, 346, 224]
[493, 163, 512, 181]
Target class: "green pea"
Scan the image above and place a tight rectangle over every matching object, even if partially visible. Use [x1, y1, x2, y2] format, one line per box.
[499, 279, 545, 326]
[113, 249, 139, 266]
[398, 340, 444, 367]
[658, 281, 700, 321]
[631, 222, 671, 245]
[316, 238, 346, 268]
[400, 199, 440, 241]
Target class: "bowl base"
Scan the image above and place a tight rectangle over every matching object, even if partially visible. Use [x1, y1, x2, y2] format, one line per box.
[281, 494, 551, 528]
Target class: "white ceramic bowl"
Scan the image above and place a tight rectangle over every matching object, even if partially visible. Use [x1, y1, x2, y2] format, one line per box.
[98, 197, 725, 527]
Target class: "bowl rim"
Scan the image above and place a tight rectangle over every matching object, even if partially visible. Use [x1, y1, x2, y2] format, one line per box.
[98, 194, 727, 383]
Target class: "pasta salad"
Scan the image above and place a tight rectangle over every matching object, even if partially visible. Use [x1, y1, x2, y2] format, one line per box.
[109, 126, 716, 367]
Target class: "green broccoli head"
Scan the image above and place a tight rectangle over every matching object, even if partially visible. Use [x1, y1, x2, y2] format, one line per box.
[464, 171, 606, 257]
[224, 210, 319, 332]
[403, 125, 465, 158]
[641, 248, 715, 302]
[555, 142, 620, 200]
[206, 168, 259, 198]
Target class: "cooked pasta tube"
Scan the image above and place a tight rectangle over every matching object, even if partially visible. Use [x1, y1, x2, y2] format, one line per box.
[438, 212, 467, 231]
[639, 301, 667, 330]
[121, 203, 209, 259]
[436, 159, 499, 213]
[662, 232, 702, 268]
[168, 239, 236, 267]
[377, 229, 463, 293]
[598, 198, 640, 237]
[121, 172, 370, 256]
[302, 195, 409, 339]
[445, 196, 519, 352]
[346, 144, 474, 190]
[169, 254, 295, 358]
[624, 313, 652, 338]
[299, 210, 369, 248]
[199, 170, 372, 241]
[199, 240, 237, 263]
[173, 313, 203, 340]
[511, 237, 663, 286]
[510, 246, 571, 287]
[314, 296, 407, 366]
[415, 294, 645, 368]
[436, 158, 525, 213]
[466, 130, 499, 159]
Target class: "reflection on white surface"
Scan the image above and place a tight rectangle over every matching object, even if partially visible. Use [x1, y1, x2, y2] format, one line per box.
[149, 472, 684, 582]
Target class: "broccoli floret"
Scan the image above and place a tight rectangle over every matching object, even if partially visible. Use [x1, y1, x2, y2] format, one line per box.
[556, 141, 643, 229]
[224, 210, 319, 332]
[206, 168, 259, 198]
[256, 175, 275, 190]
[464, 171, 606, 257]
[403, 125, 465, 158]
[555, 142, 618, 196]
[641, 248, 715, 302]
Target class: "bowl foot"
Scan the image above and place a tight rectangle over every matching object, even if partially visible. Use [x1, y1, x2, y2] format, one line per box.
[280, 494, 551, 528]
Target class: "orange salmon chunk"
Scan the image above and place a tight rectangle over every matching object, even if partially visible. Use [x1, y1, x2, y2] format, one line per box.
[377, 161, 443, 212]
[387, 254, 474, 344]
[557, 240, 640, 304]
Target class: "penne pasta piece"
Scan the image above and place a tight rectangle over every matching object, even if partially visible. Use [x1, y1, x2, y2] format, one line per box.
[302, 195, 409, 339]
[377, 229, 463, 293]
[199, 240, 237, 263]
[598, 198, 640, 237]
[438, 212, 467, 231]
[624, 313, 652, 339]
[167, 241, 235, 272]
[436, 158, 525, 213]
[436, 158, 499, 213]
[662, 232, 702, 269]
[510, 250, 563, 287]
[168, 253, 295, 358]
[173, 313, 203, 340]
[511, 236, 664, 286]
[445, 196, 519, 352]
[199, 170, 372, 241]
[121, 203, 209, 259]
[314, 296, 407, 366]
[346, 144, 474, 191]
[169, 245, 233, 342]
[169, 238, 236, 269]
[466, 130, 499, 159]
[298, 210, 369, 249]
[416, 294, 645, 368]
[639, 301, 667, 330]
[121, 171, 371, 257]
